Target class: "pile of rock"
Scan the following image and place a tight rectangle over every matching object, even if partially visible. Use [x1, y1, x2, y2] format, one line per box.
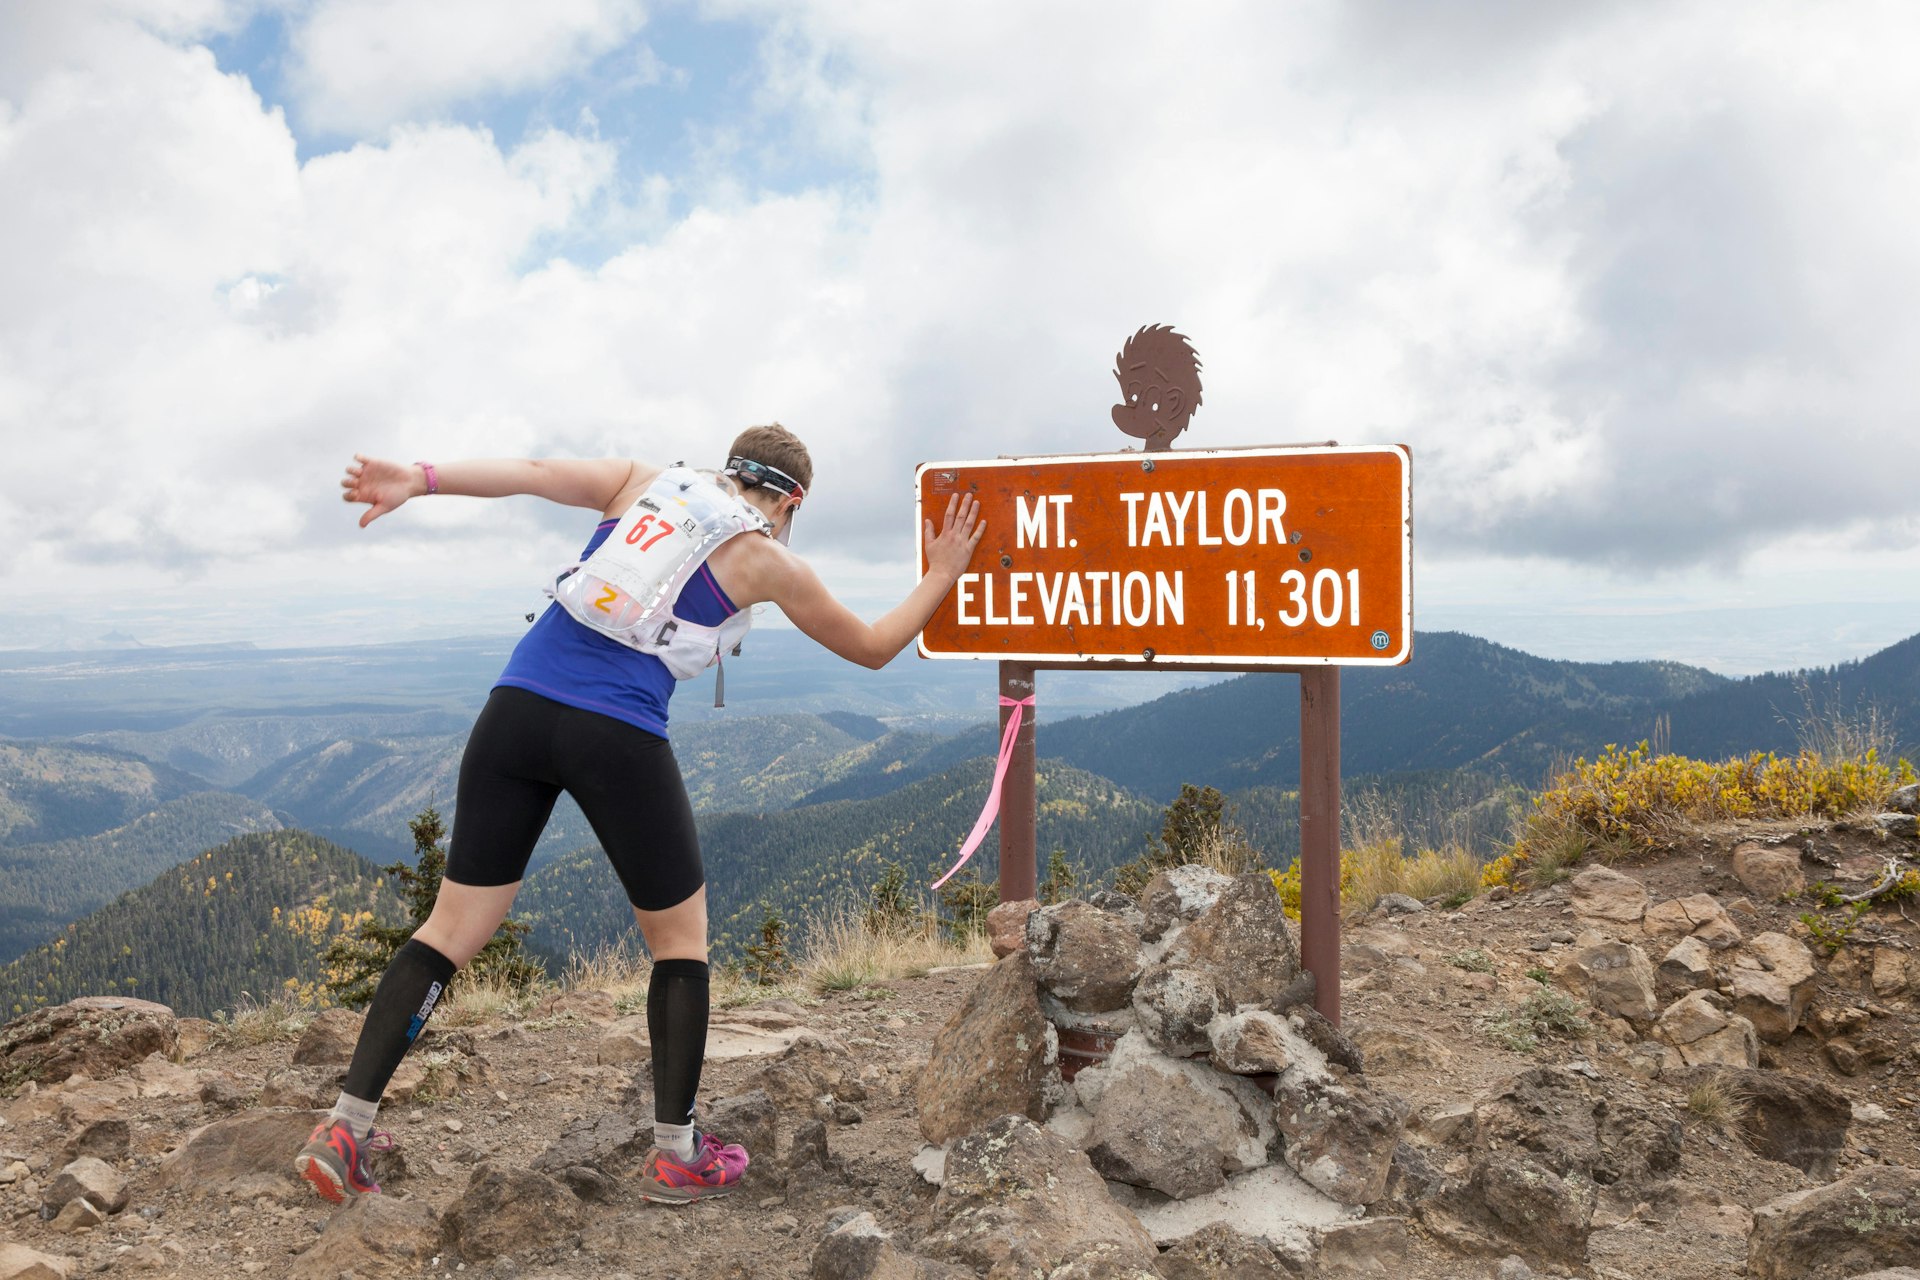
[914, 867, 1409, 1267]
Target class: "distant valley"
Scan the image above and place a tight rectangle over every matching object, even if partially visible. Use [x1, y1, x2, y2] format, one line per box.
[1, 628, 1915, 1017]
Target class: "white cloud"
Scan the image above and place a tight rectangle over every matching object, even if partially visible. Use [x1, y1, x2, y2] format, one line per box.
[287, 0, 650, 135]
[0, 0, 1916, 663]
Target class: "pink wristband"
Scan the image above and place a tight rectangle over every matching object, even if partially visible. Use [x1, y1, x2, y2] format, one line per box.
[415, 461, 438, 495]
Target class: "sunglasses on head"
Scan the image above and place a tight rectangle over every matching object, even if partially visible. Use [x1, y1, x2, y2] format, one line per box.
[725, 456, 805, 505]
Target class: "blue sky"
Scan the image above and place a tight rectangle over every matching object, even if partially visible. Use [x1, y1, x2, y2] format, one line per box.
[0, 1, 1915, 674]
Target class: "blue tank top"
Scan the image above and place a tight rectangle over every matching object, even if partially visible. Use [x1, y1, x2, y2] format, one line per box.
[495, 518, 741, 737]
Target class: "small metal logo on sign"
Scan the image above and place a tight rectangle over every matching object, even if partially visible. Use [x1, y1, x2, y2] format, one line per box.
[1371, 630, 1391, 651]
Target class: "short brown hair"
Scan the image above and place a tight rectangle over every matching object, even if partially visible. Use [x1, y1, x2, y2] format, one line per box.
[728, 423, 813, 492]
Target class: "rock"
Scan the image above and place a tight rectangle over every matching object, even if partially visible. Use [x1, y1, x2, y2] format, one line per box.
[1131, 964, 1226, 1056]
[538, 988, 618, 1023]
[920, 1115, 1159, 1276]
[1163, 873, 1302, 1012]
[0, 997, 178, 1087]
[915, 951, 1056, 1144]
[258, 1065, 340, 1109]
[560, 1165, 616, 1201]
[787, 1118, 833, 1172]
[985, 898, 1038, 958]
[1656, 990, 1759, 1067]
[705, 1089, 779, 1164]
[1273, 1074, 1407, 1205]
[173, 1017, 218, 1059]
[1555, 941, 1658, 1025]
[59, 1117, 129, 1165]
[0, 1243, 73, 1279]
[440, 1164, 581, 1263]
[1730, 931, 1818, 1041]
[1734, 1069, 1851, 1178]
[1471, 1151, 1598, 1262]
[1412, 1101, 1475, 1146]
[1209, 1009, 1301, 1075]
[1658, 935, 1717, 992]
[1888, 782, 1919, 813]
[290, 1006, 363, 1066]
[1870, 947, 1910, 998]
[1290, 1005, 1366, 1074]
[1734, 844, 1805, 900]
[1314, 1216, 1410, 1277]
[1495, 1258, 1534, 1280]
[594, 1015, 650, 1065]
[1375, 893, 1425, 916]
[288, 1195, 439, 1279]
[50, 1197, 105, 1232]
[531, 1110, 649, 1176]
[1348, 1026, 1454, 1073]
[809, 1211, 970, 1279]
[1642, 894, 1742, 949]
[1026, 899, 1142, 1013]
[155, 1108, 327, 1199]
[1568, 867, 1648, 925]
[42, 1156, 128, 1215]
[1084, 1045, 1268, 1198]
[1138, 864, 1234, 941]
[1155, 1220, 1300, 1278]
[1748, 1166, 1920, 1280]
[748, 1031, 867, 1116]
[1876, 813, 1919, 837]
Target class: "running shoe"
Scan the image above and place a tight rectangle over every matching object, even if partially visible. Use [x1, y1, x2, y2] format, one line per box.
[637, 1131, 750, 1205]
[294, 1119, 393, 1204]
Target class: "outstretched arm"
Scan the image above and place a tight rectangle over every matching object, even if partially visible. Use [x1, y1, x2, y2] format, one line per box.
[340, 455, 647, 527]
[761, 494, 984, 669]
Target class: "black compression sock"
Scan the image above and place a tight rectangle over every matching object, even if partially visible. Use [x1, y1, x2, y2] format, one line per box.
[647, 958, 710, 1131]
[340, 938, 457, 1103]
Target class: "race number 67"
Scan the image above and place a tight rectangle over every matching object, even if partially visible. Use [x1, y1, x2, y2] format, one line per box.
[625, 513, 675, 550]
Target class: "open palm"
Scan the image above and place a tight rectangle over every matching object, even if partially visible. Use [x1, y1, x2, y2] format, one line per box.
[340, 454, 415, 527]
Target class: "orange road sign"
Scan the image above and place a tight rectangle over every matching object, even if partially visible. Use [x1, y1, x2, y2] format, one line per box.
[916, 443, 1411, 666]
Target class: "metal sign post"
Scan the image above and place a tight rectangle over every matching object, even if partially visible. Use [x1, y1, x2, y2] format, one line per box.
[916, 328, 1411, 1026]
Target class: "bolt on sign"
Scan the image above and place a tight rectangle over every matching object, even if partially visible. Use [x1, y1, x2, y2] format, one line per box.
[916, 444, 1411, 665]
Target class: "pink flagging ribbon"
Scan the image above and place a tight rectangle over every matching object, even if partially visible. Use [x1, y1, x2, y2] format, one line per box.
[931, 695, 1035, 889]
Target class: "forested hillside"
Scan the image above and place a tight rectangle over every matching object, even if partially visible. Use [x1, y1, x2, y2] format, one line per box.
[0, 742, 210, 845]
[0, 792, 282, 964]
[0, 830, 399, 1019]
[78, 707, 471, 787]
[513, 758, 1162, 961]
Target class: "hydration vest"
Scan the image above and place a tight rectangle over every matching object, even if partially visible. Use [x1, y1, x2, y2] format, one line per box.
[547, 466, 768, 681]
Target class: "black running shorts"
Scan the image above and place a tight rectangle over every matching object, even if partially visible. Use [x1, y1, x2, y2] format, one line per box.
[446, 686, 703, 911]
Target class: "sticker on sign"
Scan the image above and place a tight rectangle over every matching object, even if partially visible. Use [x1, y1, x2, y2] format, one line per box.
[916, 443, 1411, 666]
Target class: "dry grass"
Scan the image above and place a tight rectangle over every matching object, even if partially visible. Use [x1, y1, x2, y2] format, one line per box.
[213, 990, 318, 1046]
[1340, 837, 1485, 919]
[800, 904, 992, 995]
[433, 968, 552, 1028]
[1684, 1077, 1752, 1131]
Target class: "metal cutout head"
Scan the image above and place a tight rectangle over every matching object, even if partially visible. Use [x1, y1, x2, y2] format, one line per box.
[1111, 324, 1202, 451]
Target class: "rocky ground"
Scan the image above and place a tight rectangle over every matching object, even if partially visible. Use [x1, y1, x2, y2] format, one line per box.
[2, 802, 1918, 1280]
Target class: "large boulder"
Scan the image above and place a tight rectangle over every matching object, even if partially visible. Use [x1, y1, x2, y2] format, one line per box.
[1554, 941, 1658, 1026]
[985, 898, 1038, 958]
[1730, 932, 1818, 1042]
[1272, 1073, 1407, 1206]
[0, 1245, 72, 1280]
[1026, 900, 1142, 1013]
[440, 1164, 581, 1263]
[1656, 990, 1759, 1067]
[1209, 1009, 1303, 1075]
[0, 997, 177, 1087]
[1642, 894, 1742, 949]
[1138, 864, 1235, 941]
[1688, 1067, 1851, 1178]
[1131, 964, 1226, 1057]
[1083, 1040, 1269, 1198]
[1568, 867, 1648, 925]
[1163, 872, 1301, 1012]
[919, 1115, 1159, 1277]
[1733, 844, 1805, 900]
[289, 1195, 440, 1279]
[155, 1108, 329, 1199]
[915, 951, 1056, 1144]
[1748, 1166, 1920, 1280]
[290, 1007, 363, 1066]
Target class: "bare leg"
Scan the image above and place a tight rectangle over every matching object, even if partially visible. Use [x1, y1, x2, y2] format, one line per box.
[415, 878, 524, 966]
[633, 885, 708, 961]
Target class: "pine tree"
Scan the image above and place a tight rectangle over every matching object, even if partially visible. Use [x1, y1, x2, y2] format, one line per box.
[322, 807, 543, 1007]
[937, 868, 998, 941]
[862, 861, 919, 936]
[741, 910, 791, 984]
[1038, 847, 1077, 905]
